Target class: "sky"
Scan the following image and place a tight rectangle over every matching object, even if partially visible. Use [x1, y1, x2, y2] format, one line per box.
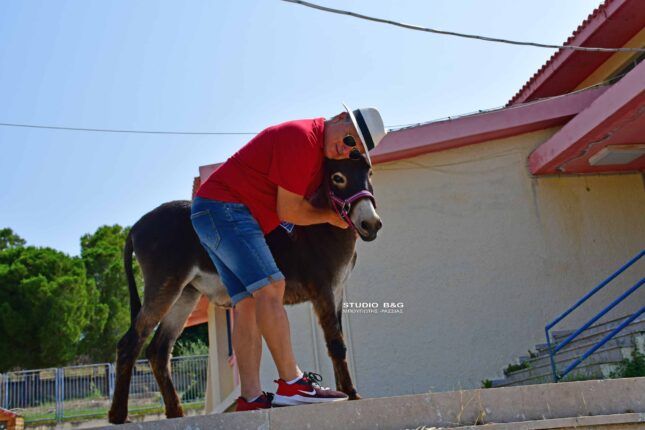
[0, 0, 598, 256]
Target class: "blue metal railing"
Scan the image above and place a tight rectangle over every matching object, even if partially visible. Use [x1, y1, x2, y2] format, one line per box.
[545, 249, 645, 382]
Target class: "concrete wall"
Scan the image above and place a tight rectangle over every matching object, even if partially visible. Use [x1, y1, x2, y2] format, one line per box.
[274, 127, 645, 400]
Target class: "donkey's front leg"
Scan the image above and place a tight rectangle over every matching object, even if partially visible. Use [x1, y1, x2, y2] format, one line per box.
[312, 290, 360, 400]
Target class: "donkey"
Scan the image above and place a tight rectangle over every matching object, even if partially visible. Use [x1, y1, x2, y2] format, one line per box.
[108, 156, 382, 424]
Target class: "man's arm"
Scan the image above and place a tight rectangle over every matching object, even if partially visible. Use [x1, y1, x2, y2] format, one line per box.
[276, 187, 348, 229]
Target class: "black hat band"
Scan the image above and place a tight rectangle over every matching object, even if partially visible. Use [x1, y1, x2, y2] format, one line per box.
[354, 109, 375, 151]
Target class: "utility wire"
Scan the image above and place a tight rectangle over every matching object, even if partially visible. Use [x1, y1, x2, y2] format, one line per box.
[0, 120, 403, 135]
[0, 122, 258, 135]
[281, 0, 645, 53]
[0, 70, 632, 136]
[0, 121, 407, 135]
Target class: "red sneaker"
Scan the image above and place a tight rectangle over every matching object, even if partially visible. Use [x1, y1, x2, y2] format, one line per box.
[273, 372, 349, 406]
[235, 392, 274, 412]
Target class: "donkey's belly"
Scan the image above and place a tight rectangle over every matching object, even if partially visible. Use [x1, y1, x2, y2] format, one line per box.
[191, 268, 232, 308]
[190, 261, 351, 309]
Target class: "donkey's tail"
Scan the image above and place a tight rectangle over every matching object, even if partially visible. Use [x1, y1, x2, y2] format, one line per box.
[124, 231, 142, 323]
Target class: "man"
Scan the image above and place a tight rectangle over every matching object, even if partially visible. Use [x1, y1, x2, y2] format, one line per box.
[191, 104, 386, 411]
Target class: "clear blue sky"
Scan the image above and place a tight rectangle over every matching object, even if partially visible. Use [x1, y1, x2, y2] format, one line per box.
[0, 0, 596, 256]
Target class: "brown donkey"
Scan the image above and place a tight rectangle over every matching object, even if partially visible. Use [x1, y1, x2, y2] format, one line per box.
[108, 156, 382, 424]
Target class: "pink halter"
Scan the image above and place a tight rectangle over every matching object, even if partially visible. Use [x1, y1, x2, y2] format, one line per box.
[329, 190, 376, 231]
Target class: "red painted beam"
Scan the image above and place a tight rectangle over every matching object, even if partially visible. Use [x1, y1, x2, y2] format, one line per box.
[528, 59, 645, 175]
[370, 86, 607, 165]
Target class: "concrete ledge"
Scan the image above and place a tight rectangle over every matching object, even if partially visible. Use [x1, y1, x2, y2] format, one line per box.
[94, 377, 645, 430]
[443, 413, 645, 430]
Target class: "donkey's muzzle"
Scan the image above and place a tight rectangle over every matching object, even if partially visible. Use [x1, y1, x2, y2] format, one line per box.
[358, 217, 382, 242]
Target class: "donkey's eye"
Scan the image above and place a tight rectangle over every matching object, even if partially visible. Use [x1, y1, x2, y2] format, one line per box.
[331, 173, 347, 186]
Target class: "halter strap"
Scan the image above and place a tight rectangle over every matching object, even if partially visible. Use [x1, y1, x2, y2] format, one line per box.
[329, 190, 376, 231]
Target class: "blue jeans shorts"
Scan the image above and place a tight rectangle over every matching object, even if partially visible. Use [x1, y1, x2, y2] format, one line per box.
[191, 196, 285, 306]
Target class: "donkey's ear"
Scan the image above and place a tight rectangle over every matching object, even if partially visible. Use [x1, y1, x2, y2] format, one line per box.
[348, 150, 370, 168]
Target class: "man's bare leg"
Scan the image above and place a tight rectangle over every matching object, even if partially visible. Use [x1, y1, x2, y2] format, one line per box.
[253, 280, 301, 381]
[233, 297, 263, 400]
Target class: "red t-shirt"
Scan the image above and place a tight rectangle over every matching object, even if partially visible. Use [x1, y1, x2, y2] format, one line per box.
[196, 118, 325, 234]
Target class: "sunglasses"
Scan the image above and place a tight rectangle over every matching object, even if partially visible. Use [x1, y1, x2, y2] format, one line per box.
[343, 134, 357, 147]
[343, 135, 363, 160]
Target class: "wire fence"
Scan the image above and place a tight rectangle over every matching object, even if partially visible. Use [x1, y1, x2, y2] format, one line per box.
[0, 355, 208, 424]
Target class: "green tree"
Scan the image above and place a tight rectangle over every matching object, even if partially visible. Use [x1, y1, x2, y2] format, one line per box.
[0, 228, 26, 250]
[79, 225, 138, 362]
[0, 235, 95, 371]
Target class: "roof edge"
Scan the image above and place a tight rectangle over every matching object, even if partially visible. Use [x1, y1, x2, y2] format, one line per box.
[371, 86, 608, 165]
[528, 57, 645, 174]
[508, 0, 631, 105]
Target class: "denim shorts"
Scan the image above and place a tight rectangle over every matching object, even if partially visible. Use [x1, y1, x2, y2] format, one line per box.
[191, 196, 285, 306]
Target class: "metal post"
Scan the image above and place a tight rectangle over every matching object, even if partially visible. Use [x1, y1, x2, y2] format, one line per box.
[1, 374, 6, 408]
[108, 363, 115, 400]
[55, 368, 64, 421]
[225, 310, 233, 357]
[545, 328, 559, 382]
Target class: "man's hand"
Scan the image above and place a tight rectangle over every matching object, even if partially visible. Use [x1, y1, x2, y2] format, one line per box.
[277, 187, 350, 229]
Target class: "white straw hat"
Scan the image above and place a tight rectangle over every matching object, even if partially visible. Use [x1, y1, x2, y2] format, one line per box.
[343, 103, 386, 166]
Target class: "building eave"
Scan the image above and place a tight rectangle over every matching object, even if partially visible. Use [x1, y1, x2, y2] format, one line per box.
[508, 0, 645, 105]
[528, 58, 645, 175]
[370, 86, 607, 165]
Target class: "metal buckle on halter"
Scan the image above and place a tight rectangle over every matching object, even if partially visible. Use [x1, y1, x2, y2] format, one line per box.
[341, 201, 352, 216]
[329, 189, 376, 231]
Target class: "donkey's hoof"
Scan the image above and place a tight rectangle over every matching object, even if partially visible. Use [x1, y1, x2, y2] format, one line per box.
[166, 406, 185, 419]
[347, 390, 361, 400]
[107, 410, 131, 425]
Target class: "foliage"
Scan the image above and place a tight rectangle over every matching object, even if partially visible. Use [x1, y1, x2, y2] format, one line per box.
[503, 361, 530, 376]
[480, 379, 493, 389]
[0, 228, 26, 250]
[0, 225, 208, 369]
[175, 338, 209, 357]
[0, 232, 96, 371]
[181, 378, 206, 402]
[610, 347, 645, 378]
[78, 225, 140, 362]
[175, 323, 209, 356]
[560, 371, 593, 382]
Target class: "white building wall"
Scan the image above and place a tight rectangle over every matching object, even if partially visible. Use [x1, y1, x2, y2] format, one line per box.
[271, 127, 645, 400]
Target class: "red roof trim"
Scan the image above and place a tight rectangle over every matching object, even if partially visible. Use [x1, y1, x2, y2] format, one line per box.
[199, 163, 222, 183]
[0, 408, 18, 418]
[186, 296, 209, 327]
[528, 57, 645, 174]
[508, 0, 642, 105]
[370, 86, 607, 165]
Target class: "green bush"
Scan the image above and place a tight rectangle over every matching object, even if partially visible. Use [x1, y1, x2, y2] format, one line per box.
[503, 361, 529, 376]
[610, 347, 645, 378]
[174, 339, 209, 357]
